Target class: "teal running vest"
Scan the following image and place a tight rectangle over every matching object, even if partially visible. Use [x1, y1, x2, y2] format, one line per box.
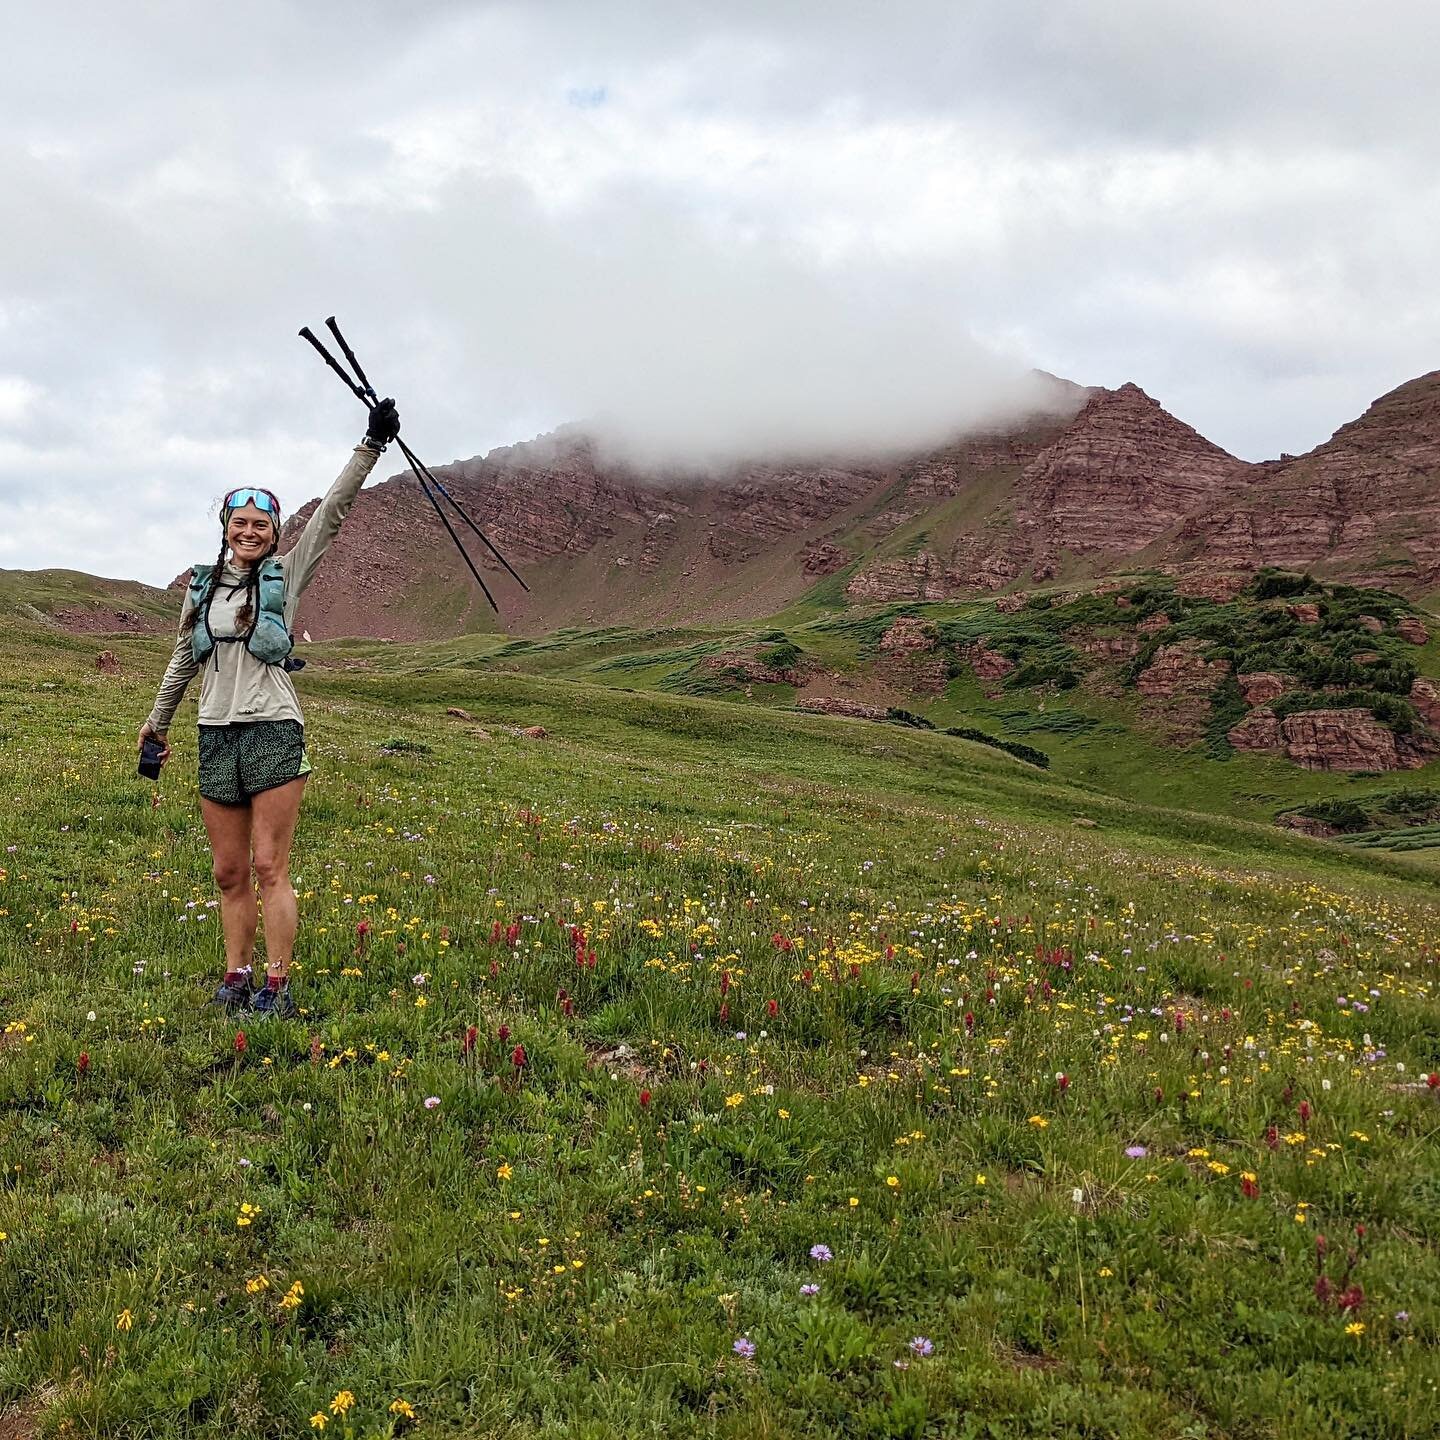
[187, 557, 293, 668]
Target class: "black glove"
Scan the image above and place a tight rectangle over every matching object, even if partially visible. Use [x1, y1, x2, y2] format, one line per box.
[364, 397, 400, 449]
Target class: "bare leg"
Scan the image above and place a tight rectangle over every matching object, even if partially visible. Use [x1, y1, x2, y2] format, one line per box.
[251, 777, 307, 979]
[201, 797, 256, 973]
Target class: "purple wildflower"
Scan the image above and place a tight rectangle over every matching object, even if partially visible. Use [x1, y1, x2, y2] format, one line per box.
[800, 1283, 820, 1298]
[423, 1096, 440, 1110]
[809, 1244, 833, 1262]
[1124, 1145, 1148, 1159]
[909, 1336, 934, 1357]
[732, 1337, 756, 1359]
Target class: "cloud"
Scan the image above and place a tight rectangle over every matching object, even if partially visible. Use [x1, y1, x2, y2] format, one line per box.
[2, 2, 1438, 583]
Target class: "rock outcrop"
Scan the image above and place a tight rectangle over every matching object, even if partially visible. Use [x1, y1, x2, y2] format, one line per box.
[1230, 705, 1434, 771]
[1136, 641, 1232, 743]
[1398, 617, 1430, 645]
[797, 697, 889, 721]
[1237, 671, 1290, 705]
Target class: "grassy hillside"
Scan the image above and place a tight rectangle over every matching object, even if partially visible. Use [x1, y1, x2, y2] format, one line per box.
[2, 614, 1439, 1437]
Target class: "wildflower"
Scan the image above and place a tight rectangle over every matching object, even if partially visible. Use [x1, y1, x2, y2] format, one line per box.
[1056, 1072, 1070, 1092]
[725, 1093, 744, 1108]
[77, 1051, 90, 1075]
[1124, 1145, 1147, 1159]
[279, 1281, 304, 1310]
[310, 1414, 328, 1430]
[849, 1197, 859, 1208]
[497, 1024, 511, 1043]
[511, 1043, 527, 1069]
[1240, 1172, 1260, 1199]
[885, 1175, 900, 1189]
[908, 1336, 934, 1357]
[389, 1399, 417, 1420]
[638, 1089, 651, 1108]
[1097, 1267, 1113, 1277]
[462, 1025, 477, 1055]
[424, 1096, 441, 1110]
[975, 1173, 987, 1186]
[496, 1162, 514, 1181]
[732, 1336, 756, 1359]
[116, 1308, 134, 1332]
[1345, 1322, 1365, 1337]
[800, 1283, 820, 1297]
[809, 1244, 834, 1262]
[245, 1275, 270, 1294]
[1028, 1115, 1049, 1128]
[330, 1391, 355, 1416]
[233, 1031, 247, 1053]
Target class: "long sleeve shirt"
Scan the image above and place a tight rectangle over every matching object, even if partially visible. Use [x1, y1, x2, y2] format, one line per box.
[147, 444, 380, 732]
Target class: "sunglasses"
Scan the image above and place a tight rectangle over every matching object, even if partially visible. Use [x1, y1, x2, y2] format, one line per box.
[223, 486, 281, 519]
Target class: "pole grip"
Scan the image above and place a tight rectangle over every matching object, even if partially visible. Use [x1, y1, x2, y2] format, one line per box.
[325, 316, 375, 397]
[299, 327, 372, 407]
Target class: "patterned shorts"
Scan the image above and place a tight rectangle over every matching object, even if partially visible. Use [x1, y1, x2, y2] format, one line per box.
[198, 720, 312, 806]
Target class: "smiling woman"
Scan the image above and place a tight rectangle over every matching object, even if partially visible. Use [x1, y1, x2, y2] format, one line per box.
[136, 398, 401, 1016]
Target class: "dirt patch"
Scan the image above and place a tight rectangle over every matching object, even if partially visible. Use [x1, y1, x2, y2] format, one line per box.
[0, 1399, 45, 1440]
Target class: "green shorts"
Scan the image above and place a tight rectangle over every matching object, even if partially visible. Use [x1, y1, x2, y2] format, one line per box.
[198, 720, 312, 806]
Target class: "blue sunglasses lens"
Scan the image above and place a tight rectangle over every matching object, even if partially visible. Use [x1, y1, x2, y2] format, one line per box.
[224, 488, 279, 516]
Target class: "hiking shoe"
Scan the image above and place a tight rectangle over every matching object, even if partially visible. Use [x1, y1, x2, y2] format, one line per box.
[252, 983, 297, 1019]
[211, 976, 254, 1010]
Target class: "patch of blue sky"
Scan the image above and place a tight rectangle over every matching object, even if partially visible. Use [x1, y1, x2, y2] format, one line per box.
[565, 84, 609, 109]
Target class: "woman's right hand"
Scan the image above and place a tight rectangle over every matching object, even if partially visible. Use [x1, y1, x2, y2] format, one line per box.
[138, 721, 171, 765]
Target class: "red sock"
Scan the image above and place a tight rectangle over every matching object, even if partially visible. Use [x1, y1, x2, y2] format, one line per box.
[266, 974, 283, 991]
[224, 970, 245, 986]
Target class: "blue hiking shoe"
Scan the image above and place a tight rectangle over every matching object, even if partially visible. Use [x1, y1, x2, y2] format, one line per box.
[211, 973, 254, 1010]
[252, 982, 297, 1019]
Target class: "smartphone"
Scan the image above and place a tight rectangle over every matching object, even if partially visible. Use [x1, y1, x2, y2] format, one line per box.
[138, 736, 165, 780]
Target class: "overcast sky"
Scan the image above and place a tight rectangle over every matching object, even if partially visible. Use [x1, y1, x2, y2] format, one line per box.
[3, 0, 1438, 586]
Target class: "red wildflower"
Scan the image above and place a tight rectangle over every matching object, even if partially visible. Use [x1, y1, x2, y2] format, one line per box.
[885, 946, 896, 962]
[801, 969, 813, 984]
[909, 971, 919, 992]
[77, 1051, 90, 1075]
[356, 920, 371, 942]
[1057, 1073, 1071, 1093]
[1265, 1125, 1279, 1150]
[1336, 1284, 1364, 1312]
[1298, 1100, 1311, 1123]
[1240, 1174, 1259, 1199]
[964, 1011, 975, 1034]
[1314, 1275, 1333, 1304]
[489, 960, 500, 978]
[505, 922, 520, 948]
[511, 1043, 527, 1069]
[1175, 1012, 1186, 1033]
[719, 971, 731, 997]
[719, 1001, 730, 1024]
[234, 1031, 247, 1054]
[462, 1025, 478, 1055]
[497, 1024, 511, 1043]
[1153, 1086, 1164, 1103]
[1427, 1072, 1440, 1090]
[766, 999, 778, 1018]
[489, 920, 503, 944]
[639, 1089, 651, 1108]
[1315, 1233, 1328, 1256]
[562, 997, 574, 1017]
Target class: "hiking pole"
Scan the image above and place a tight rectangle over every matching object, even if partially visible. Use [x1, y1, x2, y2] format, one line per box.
[297, 325, 501, 612]
[322, 317, 530, 593]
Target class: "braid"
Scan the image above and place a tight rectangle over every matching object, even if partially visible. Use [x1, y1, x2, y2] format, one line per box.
[233, 535, 276, 635]
[182, 537, 230, 636]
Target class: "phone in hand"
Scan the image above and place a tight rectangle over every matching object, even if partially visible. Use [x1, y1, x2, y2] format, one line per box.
[138, 736, 166, 780]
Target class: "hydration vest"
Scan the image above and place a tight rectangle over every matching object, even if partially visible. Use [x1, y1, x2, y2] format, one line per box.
[188, 556, 294, 668]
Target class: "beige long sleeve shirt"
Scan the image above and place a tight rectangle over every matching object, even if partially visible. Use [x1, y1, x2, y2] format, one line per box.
[147, 444, 381, 732]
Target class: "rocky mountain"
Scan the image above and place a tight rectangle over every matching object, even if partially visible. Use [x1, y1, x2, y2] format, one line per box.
[194, 368, 1440, 638]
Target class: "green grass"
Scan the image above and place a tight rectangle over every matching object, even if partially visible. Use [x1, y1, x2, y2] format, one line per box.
[3, 615, 1440, 1438]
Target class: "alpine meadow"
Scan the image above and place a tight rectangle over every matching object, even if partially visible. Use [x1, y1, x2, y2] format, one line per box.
[2, 597, 1438, 1439]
